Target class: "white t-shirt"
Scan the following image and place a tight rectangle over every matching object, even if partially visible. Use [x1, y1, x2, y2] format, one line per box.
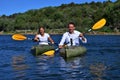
[36, 33, 50, 45]
[59, 30, 87, 46]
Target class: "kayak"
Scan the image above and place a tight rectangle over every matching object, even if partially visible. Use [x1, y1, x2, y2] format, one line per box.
[31, 45, 87, 58]
[59, 46, 87, 59]
[31, 45, 54, 56]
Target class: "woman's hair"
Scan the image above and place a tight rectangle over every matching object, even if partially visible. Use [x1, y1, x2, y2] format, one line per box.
[38, 27, 45, 34]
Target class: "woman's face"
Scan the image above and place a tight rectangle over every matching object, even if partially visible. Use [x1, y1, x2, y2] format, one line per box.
[68, 24, 75, 33]
[39, 27, 44, 35]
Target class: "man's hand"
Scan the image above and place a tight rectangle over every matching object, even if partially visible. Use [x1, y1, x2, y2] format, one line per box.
[59, 45, 63, 48]
[79, 33, 85, 41]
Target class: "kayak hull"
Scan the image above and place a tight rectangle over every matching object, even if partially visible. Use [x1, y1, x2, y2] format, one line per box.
[31, 45, 54, 56]
[59, 46, 87, 59]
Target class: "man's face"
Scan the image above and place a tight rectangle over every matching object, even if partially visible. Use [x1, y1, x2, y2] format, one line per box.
[68, 24, 75, 33]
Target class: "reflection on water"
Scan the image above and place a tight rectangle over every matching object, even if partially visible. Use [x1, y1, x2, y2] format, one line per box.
[90, 63, 107, 80]
[35, 55, 54, 73]
[65, 57, 84, 69]
[30, 55, 87, 80]
[59, 56, 88, 80]
[11, 55, 29, 79]
[12, 55, 29, 70]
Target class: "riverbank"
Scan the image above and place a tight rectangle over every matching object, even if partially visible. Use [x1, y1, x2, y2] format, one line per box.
[0, 30, 120, 35]
[85, 32, 120, 35]
[0, 32, 120, 35]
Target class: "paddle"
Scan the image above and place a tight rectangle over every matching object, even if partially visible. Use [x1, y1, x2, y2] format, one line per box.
[88, 18, 106, 32]
[12, 34, 58, 46]
[42, 50, 55, 56]
[43, 18, 107, 56]
[12, 34, 33, 41]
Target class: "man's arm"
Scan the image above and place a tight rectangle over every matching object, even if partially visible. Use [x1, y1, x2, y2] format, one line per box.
[59, 34, 66, 48]
[79, 33, 87, 43]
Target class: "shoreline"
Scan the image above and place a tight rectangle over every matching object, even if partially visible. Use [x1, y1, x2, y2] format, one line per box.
[85, 32, 120, 35]
[0, 32, 120, 35]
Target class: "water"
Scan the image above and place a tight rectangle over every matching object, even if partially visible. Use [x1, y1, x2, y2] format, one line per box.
[0, 35, 120, 80]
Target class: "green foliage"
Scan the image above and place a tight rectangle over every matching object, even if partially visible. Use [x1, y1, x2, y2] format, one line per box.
[0, 1, 120, 33]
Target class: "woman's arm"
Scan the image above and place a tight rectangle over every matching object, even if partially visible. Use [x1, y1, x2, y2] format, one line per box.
[48, 37, 54, 44]
[34, 34, 39, 41]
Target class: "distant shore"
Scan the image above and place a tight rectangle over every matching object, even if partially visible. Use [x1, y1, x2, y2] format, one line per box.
[85, 32, 120, 35]
[0, 31, 120, 35]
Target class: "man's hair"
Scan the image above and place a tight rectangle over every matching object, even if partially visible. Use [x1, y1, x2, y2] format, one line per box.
[67, 22, 76, 27]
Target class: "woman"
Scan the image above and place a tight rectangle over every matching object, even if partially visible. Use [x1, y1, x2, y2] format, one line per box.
[34, 27, 54, 45]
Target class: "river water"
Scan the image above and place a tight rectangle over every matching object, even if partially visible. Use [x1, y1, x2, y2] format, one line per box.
[0, 35, 120, 80]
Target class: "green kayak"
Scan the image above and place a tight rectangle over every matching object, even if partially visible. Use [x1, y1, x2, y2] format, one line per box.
[59, 46, 87, 59]
[31, 45, 54, 56]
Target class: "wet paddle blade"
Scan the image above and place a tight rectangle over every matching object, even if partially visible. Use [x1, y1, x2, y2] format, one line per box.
[92, 18, 106, 30]
[12, 34, 27, 40]
[43, 50, 55, 56]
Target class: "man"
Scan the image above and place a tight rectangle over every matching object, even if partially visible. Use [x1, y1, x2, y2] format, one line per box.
[59, 22, 87, 48]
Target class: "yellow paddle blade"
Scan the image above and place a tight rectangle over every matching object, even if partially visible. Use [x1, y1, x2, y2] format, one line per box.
[43, 50, 55, 56]
[12, 34, 27, 40]
[92, 18, 106, 30]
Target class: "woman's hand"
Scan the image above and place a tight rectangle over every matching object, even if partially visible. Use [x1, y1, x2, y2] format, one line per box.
[34, 38, 39, 42]
[51, 41, 54, 44]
